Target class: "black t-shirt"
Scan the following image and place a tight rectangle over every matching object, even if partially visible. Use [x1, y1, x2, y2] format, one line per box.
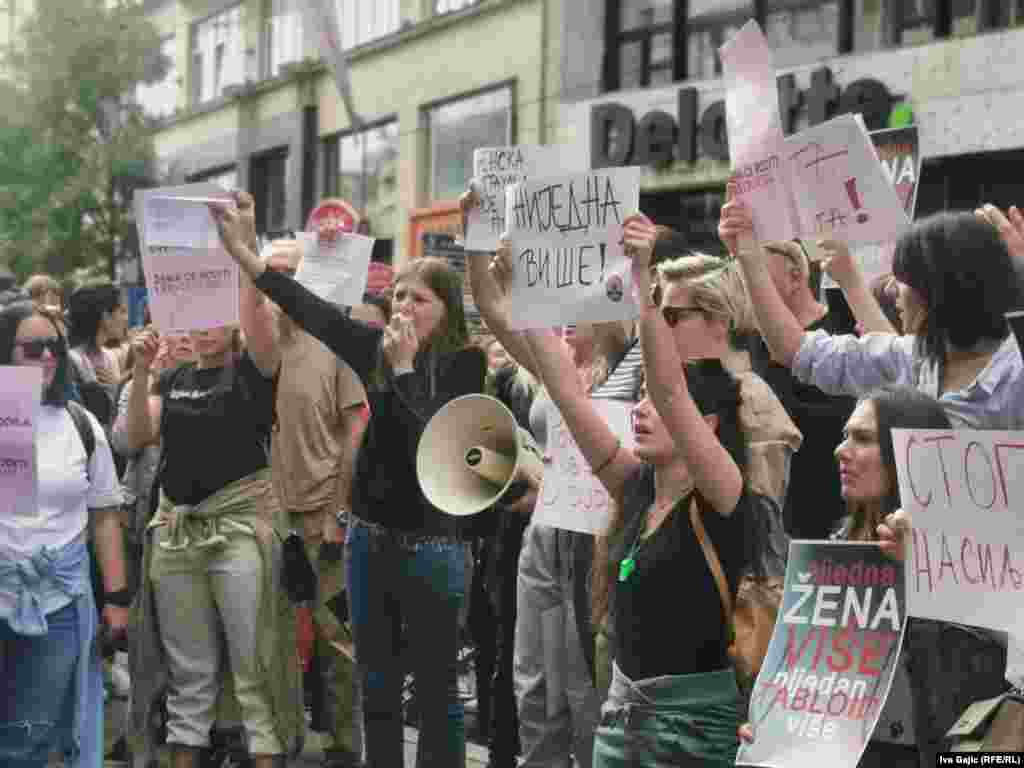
[612, 465, 750, 681]
[744, 314, 856, 540]
[158, 352, 277, 505]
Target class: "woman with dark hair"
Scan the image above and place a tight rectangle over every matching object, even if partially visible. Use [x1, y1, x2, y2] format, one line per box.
[0, 301, 126, 768]
[211, 198, 487, 768]
[67, 283, 128, 394]
[740, 388, 981, 768]
[725, 195, 1024, 429]
[490, 214, 775, 767]
[123, 192, 301, 768]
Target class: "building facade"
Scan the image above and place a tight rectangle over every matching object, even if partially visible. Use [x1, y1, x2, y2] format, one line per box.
[559, 0, 1024, 253]
[143, 0, 563, 266]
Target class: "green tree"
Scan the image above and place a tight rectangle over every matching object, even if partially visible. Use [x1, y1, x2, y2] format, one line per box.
[0, 0, 166, 282]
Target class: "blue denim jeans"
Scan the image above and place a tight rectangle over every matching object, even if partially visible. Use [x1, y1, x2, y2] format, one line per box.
[347, 517, 468, 768]
[0, 600, 81, 768]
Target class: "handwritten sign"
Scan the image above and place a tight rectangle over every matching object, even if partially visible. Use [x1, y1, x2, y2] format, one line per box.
[0, 366, 41, 523]
[737, 541, 907, 768]
[142, 246, 239, 333]
[786, 114, 911, 248]
[294, 231, 376, 307]
[503, 167, 641, 330]
[466, 144, 587, 252]
[720, 19, 799, 243]
[891, 429, 1024, 642]
[534, 399, 634, 535]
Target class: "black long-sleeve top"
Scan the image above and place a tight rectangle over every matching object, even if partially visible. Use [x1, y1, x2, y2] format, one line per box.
[255, 268, 487, 534]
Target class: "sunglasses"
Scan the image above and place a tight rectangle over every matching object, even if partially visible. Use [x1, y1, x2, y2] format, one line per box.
[14, 337, 66, 360]
[662, 305, 705, 328]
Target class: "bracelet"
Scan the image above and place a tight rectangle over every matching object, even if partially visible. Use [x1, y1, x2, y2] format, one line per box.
[335, 508, 350, 526]
[104, 588, 134, 608]
[592, 439, 621, 475]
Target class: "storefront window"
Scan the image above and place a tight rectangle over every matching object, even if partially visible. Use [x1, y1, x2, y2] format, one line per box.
[323, 120, 399, 238]
[427, 86, 512, 203]
[852, 0, 1024, 51]
[686, 0, 754, 81]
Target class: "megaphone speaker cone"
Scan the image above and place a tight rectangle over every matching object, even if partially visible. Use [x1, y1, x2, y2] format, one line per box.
[416, 394, 543, 516]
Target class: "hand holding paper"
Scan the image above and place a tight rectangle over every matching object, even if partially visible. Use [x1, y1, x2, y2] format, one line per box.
[621, 213, 657, 302]
[718, 183, 756, 256]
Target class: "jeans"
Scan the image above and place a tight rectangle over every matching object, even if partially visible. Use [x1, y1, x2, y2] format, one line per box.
[347, 518, 467, 768]
[0, 601, 81, 768]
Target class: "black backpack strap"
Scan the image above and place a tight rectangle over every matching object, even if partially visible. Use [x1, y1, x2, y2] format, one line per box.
[66, 400, 96, 481]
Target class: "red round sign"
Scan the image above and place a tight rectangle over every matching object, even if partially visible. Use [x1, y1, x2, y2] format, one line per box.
[305, 198, 360, 246]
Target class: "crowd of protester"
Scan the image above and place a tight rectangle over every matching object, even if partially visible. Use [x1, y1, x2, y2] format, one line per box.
[2, 181, 1024, 768]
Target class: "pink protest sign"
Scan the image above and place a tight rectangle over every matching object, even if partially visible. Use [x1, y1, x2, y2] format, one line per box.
[786, 115, 911, 247]
[891, 428, 1024, 646]
[142, 245, 240, 333]
[720, 20, 798, 243]
[0, 366, 41, 523]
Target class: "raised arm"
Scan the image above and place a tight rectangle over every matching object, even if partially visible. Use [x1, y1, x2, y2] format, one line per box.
[120, 328, 162, 454]
[720, 183, 807, 367]
[820, 239, 896, 335]
[460, 186, 540, 377]
[210, 198, 381, 383]
[232, 192, 281, 376]
[522, 328, 639, 504]
[625, 214, 742, 516]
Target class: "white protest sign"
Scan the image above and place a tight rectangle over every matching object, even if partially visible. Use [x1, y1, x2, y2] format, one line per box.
[786, 114, 911, 247]
[135, 183, 233, 251]
[466, 144, 588, 252]
[142, 246, 240, 333]
[720, 19, 798, 243]
[294, 231, 376, 307]
[0, 366, 41, 523]
[534, 399, 635, 535]
[503, 167, 641, 330]
[892, 429, 1024, 649]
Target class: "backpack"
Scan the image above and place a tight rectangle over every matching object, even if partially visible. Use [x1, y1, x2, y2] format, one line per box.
[66, 400, 96, 479]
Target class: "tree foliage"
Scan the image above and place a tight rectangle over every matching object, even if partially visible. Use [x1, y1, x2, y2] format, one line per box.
[0, 1, 166, 281]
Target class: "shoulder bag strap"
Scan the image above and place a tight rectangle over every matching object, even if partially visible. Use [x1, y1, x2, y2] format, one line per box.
[690, 499, 733, 626]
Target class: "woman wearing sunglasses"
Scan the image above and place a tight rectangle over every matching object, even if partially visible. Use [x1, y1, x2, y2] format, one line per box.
[490, 214, 775, 766]
[0, 301, 127, 768]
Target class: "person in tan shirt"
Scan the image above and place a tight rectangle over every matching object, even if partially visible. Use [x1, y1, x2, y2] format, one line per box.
[266, 238, 368, 768]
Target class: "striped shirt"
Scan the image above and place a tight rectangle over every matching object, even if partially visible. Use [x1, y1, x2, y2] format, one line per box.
[591, 339, 643, 402]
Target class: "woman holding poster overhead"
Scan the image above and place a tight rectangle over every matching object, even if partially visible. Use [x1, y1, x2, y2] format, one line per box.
[0, 301, 126, 768]
[491, 215, 774, 767]
[210, 197, 487, 768]
[123, 191, 302, 768]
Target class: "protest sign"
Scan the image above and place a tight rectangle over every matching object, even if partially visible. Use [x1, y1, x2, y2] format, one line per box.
[720, 19, 799, 244]
[891, 428, 1024, 644]
[533, 399, 634, 535]
[465, 144, 587, 252]
[833, 126, 921, 286]
[786, 114, 911, 247]
[136, 185, 233, 250]
[737, 541, 907, 768]
[142, 246, 239, 333]
[0, 366, 41, 523]
[503, 166, 641, 330]
[294, 231, 376, 307]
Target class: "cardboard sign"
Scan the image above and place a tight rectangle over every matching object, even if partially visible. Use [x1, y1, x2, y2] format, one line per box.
[720, 19, 798, 244]
[891, 428, 1024, 644]
[465, 144, 587, 252]
[142, 246, 239, 333]
[737, 541, 907, 768]
[533, 399, 634, 535]
[0, 366, 41, 523]
[294, 231, 376, 307]
[503, 167, 641, 330]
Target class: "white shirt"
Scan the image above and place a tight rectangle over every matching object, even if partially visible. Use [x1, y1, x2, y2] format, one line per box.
[0, 405, 123, 558]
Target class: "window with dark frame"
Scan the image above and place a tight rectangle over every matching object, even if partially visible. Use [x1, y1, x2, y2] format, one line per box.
[250, 150, 288, 235]
[322, 120, 399, 238]
[604, 0, 1024, 94]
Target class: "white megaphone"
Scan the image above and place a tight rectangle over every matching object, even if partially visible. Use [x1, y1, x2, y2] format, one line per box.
[417, 394, 545, 516]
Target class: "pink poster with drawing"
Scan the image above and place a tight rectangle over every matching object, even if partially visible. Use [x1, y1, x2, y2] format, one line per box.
[720, 20, 798, 243]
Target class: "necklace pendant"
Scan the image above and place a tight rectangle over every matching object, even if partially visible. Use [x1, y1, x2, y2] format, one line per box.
[618, 557, 636, 583]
